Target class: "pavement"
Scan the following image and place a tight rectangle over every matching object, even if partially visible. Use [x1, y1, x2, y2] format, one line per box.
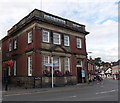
[2, 81, 96, 96]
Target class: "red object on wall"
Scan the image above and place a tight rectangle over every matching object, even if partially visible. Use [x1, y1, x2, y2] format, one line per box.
[5, 60, 14, 69]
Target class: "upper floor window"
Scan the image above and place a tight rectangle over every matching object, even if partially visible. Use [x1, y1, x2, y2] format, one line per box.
[53, 33, 61, 45]
[28, 56, 32, 76]
[9, 41, 12, 51]
[42, 30, 50, 43]
[13, 39, 17, 50]
[76, 38, 82, 48]
[64, 35, 70, 46]
[64, 57, 70, 71]
[28, 31, 32, 44]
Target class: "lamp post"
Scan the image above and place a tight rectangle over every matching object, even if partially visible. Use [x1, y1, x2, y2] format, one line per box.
[51, 57, 54, 88]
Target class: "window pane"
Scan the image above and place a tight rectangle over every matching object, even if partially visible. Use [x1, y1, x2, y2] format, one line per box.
[43, 55, 50, 65]
[42, 30, 49, 43]
[53, 57, 61, 71]
[43, 55, 50, 71]
[53, 33, 61, 44]
[64, 58, 70, 71]
[14, 39, 17, 49]
[28, 31, 32, 44]
[64, 35, 69, 46]
[28, 56, 32, 76]
[77, 38, 82, 48]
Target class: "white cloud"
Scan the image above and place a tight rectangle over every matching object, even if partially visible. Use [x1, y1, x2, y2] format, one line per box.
[86, 19, 118, 62]
[0, 0, 118, 62]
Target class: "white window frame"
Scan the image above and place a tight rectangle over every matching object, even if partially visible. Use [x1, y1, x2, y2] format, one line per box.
[14, 39, 17, 49]
[28, 31, 32, 44]
[76, 38, 82, 48]
[43, 55, 50, 66]
[53, 33, 61, 45]
[64, 35, 70, 46]
[42, 30, 50, 43]
[64, 57, 70, 71]
[14, 60, 17, 76]
[43, 55, 50, 71]
[28, 56, 32, 76]
[9, 42, 12, 51]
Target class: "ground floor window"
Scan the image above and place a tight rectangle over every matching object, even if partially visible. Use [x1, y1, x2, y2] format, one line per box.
[14, 60, 17, 76]
[42, 55, 73, 76]
[43, 55, 50, 71]
[28, 56, 32, 76]
[53, 56, 61, 71]
[64, 57, 70, 72]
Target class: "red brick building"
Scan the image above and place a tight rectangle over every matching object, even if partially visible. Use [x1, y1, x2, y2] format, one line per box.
[87, 57, 96, 81]
[2, 9, 89, 88]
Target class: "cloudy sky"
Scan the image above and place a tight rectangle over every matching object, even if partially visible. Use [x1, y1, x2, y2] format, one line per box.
[0, 0, 118, 62]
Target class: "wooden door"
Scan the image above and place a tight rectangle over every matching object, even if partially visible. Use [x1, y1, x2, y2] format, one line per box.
[77, 67, 82, 83]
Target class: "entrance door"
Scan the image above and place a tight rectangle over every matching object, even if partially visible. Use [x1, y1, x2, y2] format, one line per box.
[77, 67, 82, 83]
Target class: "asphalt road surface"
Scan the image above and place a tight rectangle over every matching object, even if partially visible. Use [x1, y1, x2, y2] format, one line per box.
[2, 78, 118, 101]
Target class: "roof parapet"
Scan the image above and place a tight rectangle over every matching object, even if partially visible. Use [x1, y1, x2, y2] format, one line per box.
[7, 9, 89, 35]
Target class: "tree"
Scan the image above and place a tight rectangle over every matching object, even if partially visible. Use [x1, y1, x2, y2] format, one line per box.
[93, 57, 102, 67]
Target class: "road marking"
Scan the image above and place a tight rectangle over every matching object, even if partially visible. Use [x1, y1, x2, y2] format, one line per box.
[47, 95, 77, 101]
[96, 89, 118, 95]
[0, 91, 6, 93]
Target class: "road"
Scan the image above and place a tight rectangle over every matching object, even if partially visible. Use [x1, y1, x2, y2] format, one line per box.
[2, 78, 118, 102]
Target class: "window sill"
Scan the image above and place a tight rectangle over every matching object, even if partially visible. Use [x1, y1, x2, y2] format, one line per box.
[64, 45, 70, 47]
[42, 42, 50, 44]
[28, 42, 32, 45]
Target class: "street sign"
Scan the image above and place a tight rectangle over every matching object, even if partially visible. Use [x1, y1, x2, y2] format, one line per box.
[44, 63, 59, 67]
[82, 70, 85, 77]
[44, 63, 52, 67]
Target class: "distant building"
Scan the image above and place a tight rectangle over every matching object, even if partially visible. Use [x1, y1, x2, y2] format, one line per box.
[2, 9, 89, 88]
[87, 57, 96, 80]
[104, 68, 112, 78]
[112, 65, 119, 80]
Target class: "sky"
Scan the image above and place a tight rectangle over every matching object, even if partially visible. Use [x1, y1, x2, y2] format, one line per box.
[0, 0, 118, 62]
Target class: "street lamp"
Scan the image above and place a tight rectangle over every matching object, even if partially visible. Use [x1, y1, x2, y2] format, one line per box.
[51, 57, 54, 88]
[5, 52, 10, 91]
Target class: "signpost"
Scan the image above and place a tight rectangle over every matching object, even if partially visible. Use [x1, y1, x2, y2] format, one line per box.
[82, 70, 85, 77]
[44, 57, 54, 88]
[44, 57, 60, 88]
[51, 57, 54, 88]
